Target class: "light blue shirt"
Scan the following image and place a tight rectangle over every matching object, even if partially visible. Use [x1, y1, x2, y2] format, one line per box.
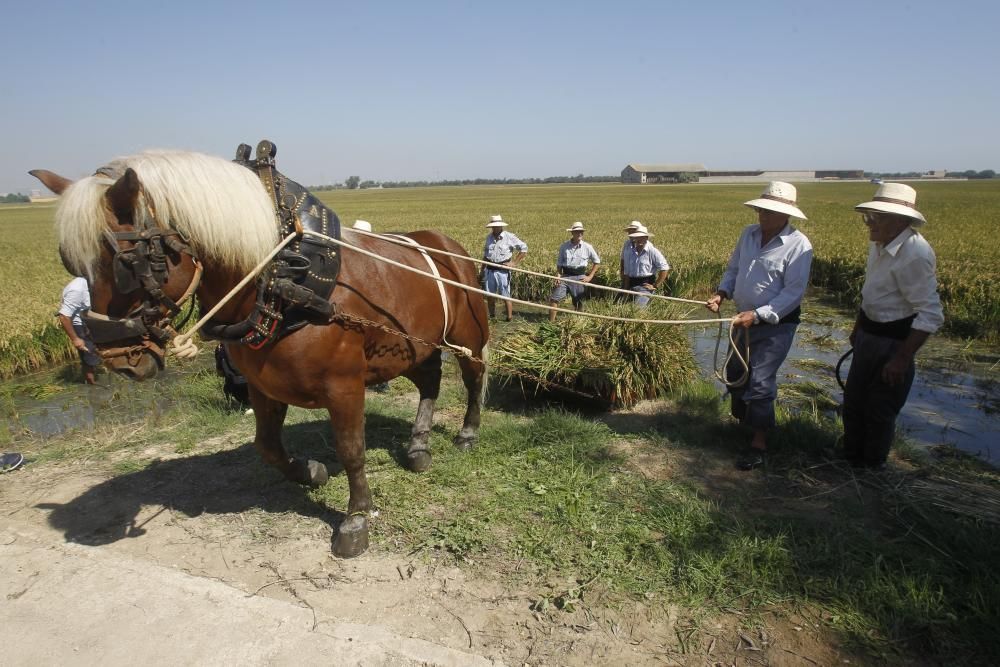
[556, 239, 600, 270]
[718, 223, 813, 324]
[483, 231, 528, 263]
[622, 241, 670, 277]
[58, 277, 91, 328]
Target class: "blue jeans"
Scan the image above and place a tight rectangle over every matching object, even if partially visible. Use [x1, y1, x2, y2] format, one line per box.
[725, 323, 798, 429]
[484, 268, 511, 296]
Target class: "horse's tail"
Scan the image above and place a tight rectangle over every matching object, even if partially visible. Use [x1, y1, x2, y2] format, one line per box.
[478, 342, 490, 406]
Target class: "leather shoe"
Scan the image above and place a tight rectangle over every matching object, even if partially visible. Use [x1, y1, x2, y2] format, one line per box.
[736, 448, 766, 471]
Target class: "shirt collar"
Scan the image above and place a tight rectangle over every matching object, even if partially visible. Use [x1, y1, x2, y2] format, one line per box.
[879, 226, 914, 257]
[752, 222, 794, 245]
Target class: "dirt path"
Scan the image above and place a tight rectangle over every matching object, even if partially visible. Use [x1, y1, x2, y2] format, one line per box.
[0, 447, 852, 666]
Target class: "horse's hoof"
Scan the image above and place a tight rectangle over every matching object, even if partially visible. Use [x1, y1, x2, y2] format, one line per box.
[453, 434, 478, 451]
[332, 514, 369, 558]
[408, 449, 432, 472]
[291, 459, 329, 487]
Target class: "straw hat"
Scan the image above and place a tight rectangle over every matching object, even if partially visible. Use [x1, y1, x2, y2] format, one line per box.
[743, 181, 807, 220]
[352, 220, 372, 232]
[628, 223, 654, 238]
[486, 214, 508, 228]
[855, 182, 926, 226]
[566, 221, 585, 232]
[623, 220, 642, 232]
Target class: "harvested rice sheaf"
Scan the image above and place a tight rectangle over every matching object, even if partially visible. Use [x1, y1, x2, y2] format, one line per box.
[492, 302, 697, 408]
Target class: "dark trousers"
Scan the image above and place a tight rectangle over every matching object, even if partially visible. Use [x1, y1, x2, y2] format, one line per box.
[725, 323, 798, 430]
[842, 329, 915, 465]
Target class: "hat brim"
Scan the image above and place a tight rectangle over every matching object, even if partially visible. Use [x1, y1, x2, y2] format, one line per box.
[744, 199, 807, 220]
[566, 227, 585, 232]
[485, 222, 508, 227]
[855, 201, 926, 226]
[628, 231, 653, 238]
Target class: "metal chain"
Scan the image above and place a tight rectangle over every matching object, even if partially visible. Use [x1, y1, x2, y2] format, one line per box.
[331, 310, 603, 401]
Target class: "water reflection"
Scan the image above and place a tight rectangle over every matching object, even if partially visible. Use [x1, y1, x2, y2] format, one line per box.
[690, 297, 999, 463]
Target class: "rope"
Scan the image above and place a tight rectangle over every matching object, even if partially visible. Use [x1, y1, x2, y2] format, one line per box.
[345, 226, 707, 306]
[713, 321, 751, 388]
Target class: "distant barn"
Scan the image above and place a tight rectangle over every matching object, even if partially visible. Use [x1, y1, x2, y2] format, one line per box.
[621, 164, 864, 184]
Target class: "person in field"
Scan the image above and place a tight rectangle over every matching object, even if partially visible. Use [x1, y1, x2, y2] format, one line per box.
[548, 221, 601, 321]
[706, 181, 813, 470]
[842, 183, 943, 470]
[481, 214, 528, 321]
[621, 223, 670, 308]
[57, 276, 100, 384]
[619, 220, 641, 289]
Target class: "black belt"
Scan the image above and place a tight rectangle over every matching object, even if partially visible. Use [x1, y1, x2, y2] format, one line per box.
[560, 266, 587, 276]
[777, 305, 801, 325]
[626, 275, 655, 289]
[858, 309, 915, 340]
[486, 260, 510, 272]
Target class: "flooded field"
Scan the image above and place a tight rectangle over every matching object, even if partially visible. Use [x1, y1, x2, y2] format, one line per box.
[690, 294, 1000, 462]
[3, 294, 997, 465]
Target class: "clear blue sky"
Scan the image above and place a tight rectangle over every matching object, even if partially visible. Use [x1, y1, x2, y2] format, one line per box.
[3, 0, 998, 193]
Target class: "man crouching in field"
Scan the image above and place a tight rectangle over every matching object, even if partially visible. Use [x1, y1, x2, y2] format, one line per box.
[706, 182, 813, 470]
[842, 183, 943, 470]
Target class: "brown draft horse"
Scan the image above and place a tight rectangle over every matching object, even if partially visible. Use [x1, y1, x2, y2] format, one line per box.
[32, 150, 490, 557]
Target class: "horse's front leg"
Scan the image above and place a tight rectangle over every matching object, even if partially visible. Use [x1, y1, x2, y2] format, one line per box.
[249, 385, 329, 487]
[326, 384, 371, 558]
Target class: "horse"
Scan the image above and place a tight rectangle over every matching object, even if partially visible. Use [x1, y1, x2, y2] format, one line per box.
[31, 149, 490, 557]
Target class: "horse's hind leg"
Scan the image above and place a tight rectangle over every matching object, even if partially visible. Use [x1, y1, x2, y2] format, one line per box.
[250, 386, 329, 487]
[402, 349, 443, 472]
[453, 344, 487, 451]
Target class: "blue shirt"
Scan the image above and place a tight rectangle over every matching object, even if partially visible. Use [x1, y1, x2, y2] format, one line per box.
[483, 231, 528, 263]
[718, 223, 813, 324]
[58, 277, 91, 328]
[556, 239, 600, 270]
[622, 241, 670, 277]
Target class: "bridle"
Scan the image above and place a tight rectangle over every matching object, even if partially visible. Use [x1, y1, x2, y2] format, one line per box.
[83, 189, 203, 368]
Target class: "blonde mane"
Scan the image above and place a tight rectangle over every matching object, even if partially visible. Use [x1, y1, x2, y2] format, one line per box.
[56, 150, 279, 277]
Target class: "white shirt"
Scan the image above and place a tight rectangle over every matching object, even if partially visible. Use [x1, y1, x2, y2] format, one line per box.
[861, 227, 944, 334]
[556, 239, 600, 270]
[718, 223, 813, 324]
[59, 277, 91, 328]
[483, 231, 528, 263]
[622, 241, 670, 277]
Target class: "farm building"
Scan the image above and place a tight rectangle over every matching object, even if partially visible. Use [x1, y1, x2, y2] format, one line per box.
[621, 164, 864, 184]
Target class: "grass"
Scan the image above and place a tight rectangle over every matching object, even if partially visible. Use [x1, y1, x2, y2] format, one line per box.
[3, 179, 1000, 377]
[10, 355, 1000, 664]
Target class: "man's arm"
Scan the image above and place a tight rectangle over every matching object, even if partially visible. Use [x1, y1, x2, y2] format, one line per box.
[583, 263, 600, 283]
[58, 314, 88, 351]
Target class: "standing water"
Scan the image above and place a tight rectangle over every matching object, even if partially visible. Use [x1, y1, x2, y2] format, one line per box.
[689, 294, 999, 463]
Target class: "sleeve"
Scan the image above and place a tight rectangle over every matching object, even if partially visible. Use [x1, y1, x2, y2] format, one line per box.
[515, 234, 528, 253]
[718, 232, 743, 297]
[57, 283, 81, 318]
[755, 242, 813, 324]
[589, 244, 601, 265]
[893, 255, 945, 333]
[653, 248, 670, 272]
[482, 237, 490, 259]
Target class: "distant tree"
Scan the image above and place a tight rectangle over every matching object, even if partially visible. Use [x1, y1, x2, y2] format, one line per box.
[345, 175, 360, 190]
[359, 180, 379, 189]
[978, 169, 996, 179]
[2, 193, 29, 203]
[676, 172, 699, 183]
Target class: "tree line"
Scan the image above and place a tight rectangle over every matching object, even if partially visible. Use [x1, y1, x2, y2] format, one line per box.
[311, 173, 619, 191]
[865, 170, 997, 179]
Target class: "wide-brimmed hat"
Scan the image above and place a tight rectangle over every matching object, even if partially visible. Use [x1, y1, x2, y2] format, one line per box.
[352, 220, 372, 232]
[566, 221, 585, 232]
[486, 214, 508, 228]
[623, 220, 642, 232]
[628, 223, 654, 238]
[855, 182, 926, 226]
[744, 181, 807, 220]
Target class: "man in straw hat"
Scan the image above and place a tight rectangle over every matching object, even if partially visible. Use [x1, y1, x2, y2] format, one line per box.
[842, 183, 943, 470]
[548, 221, 601, 321]
[482, 214, 528, 321]
[621, 223, 670, 308]
[705, 182, 813, 470]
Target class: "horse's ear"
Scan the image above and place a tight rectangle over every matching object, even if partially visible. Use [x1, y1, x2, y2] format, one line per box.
[28, 169, 73, 195]
[106, 168, 141, 219]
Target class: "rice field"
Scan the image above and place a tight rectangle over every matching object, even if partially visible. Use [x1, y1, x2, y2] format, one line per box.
[1, 179, 997, 377]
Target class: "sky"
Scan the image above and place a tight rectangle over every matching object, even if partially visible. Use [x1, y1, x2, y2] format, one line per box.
[3, 0, 999, 193]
